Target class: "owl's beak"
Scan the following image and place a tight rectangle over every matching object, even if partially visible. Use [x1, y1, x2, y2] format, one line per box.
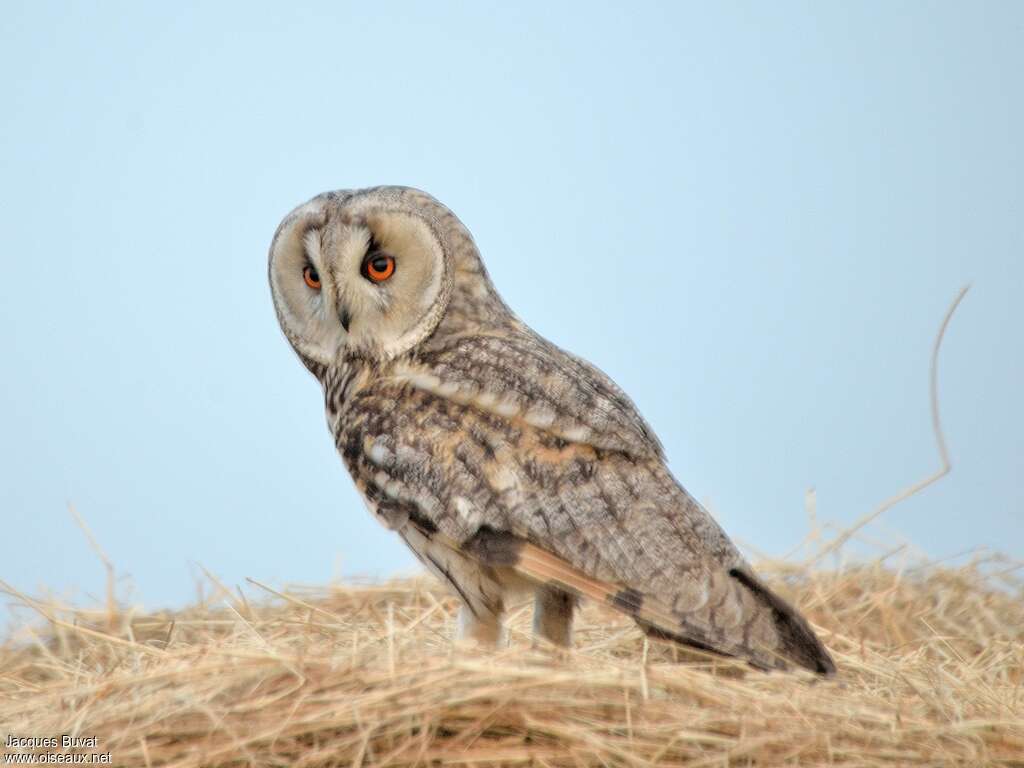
[338, 305, 352, 333]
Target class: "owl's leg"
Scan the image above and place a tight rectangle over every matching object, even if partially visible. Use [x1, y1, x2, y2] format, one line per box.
[456, 603, 504, 646]
[533, 585, 577, 647]
[399, 525, 506, 645]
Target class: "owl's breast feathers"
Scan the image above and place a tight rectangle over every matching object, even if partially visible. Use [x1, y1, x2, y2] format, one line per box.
[325, 331, 835, 675]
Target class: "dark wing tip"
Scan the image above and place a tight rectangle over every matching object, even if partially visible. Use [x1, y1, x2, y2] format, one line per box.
[728, 567, 837, 676]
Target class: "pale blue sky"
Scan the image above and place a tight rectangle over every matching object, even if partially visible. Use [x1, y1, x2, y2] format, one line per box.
[2, 2, 1021, 609]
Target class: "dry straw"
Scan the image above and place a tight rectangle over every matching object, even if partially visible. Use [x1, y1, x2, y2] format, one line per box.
[2, 558, 1022, 767]
[4, 286, 1022, 766]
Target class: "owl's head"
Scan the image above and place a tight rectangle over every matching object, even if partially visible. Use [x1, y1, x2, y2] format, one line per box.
[269, 187, 498, 367]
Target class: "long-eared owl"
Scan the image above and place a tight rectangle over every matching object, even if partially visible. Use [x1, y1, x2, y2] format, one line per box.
[268, 186, 834, 675]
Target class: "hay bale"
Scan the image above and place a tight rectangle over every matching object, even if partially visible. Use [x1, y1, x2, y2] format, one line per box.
[2, 557, 1022, 766]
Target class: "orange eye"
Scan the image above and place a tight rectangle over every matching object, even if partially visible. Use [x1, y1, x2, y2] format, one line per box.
[303, 265, 321, 290]
[362, 253, 395, 283]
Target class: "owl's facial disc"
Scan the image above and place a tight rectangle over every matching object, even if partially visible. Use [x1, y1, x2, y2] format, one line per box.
[269, 191, 450, 366]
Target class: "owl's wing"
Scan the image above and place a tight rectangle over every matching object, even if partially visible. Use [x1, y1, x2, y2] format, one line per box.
[393, 328, 664, 460]
[341, 376, 835, 675]
[465, 530, 834, 674]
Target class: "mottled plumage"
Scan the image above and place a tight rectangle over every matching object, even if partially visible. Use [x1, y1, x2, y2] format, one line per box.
[268, 186, 835, 675]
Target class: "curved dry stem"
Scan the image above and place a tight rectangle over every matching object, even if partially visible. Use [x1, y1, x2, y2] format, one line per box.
[809, 284, 971, 565]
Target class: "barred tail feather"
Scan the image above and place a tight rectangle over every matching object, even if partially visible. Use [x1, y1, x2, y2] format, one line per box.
[465, 527, 835, 676]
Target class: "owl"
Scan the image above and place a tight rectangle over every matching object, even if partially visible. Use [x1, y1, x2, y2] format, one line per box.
[268, 186, 835, 675]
